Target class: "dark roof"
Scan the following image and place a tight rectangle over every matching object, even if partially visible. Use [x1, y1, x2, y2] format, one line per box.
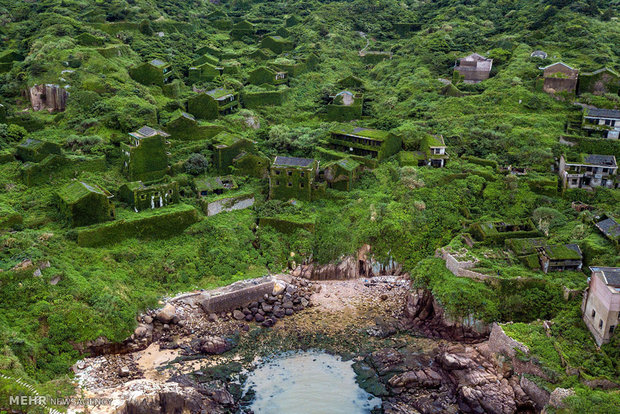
[585, 107, 620, 120]
[273, 156, 315, 167]
[138, 126, 158, 136]
[583, 154, 617, 167]
[596, 217, 620, 239]
[591, 267, 620, 287]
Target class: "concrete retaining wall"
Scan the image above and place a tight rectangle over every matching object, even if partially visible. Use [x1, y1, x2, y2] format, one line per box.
[488, 323, 529, 358]
[199, 277, 275, 313]
[438, 248, 491, 280]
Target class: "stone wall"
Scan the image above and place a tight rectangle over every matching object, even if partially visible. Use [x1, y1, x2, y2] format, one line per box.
[438, 247, 491, 281]
[488, 323, 529, 358]
[27, 84, 68, 112]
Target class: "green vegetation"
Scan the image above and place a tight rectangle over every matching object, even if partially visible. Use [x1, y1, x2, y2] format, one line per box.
[0, 0, 619, 410]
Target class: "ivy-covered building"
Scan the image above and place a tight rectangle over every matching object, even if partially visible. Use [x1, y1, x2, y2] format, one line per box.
[188, 62, 221, 83]
[121, 126, 170, 182]
[419, 134, 449, 167]
[56, 181, 115, 227]
[164, 110, 223, 141]
[454, 53, 493, 83]
[321, 158, 362, 191]
[581, 108, 620, 140]
[248, 66, 288, 86]
[230, 20, 255, 39]
[261, 35, 294, 54]
[212, 132, 257, 174]
[269, 156, 319, 201]
[540, 62, 579, 95]
[327, 126, 402, 160]
[195, 175, 237, 196]
[129, 59, 173, 87]
[505, 238, 583, 273]
[326, 91, 363, 121]
[118, 180, 179, 212]
[469, 220, 540, 245]
[232, 152, 270, 178]
[578, 68, 620, 96]
[241, 85, 288, 109]
[559, 154, 618, 190]
[16, 138, 62, 163]
[187, 88, 239, 120]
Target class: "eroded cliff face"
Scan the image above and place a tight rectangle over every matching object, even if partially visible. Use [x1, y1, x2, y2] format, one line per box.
[401, 288, 491, 343]
[26, 84, 68, 112]
[292, 244, 403, 280]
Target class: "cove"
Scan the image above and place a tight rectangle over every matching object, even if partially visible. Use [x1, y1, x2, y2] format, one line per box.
[243, 351, 381, 414]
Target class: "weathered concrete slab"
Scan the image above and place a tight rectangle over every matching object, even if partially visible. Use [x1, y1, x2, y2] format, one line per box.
[199, 276, 277, 313]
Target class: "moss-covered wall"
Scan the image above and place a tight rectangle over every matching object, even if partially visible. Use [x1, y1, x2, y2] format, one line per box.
[188, 63, 220, 83]
[214, 138, 256, 173]
[187, 94, 219, 120]
[269, 165, 315, 201]
[57, 187, 115, 228]
[248, 67, 276, 85]
[76, 204, 200, 247]
[261, 37, 294, 54]
[16, 140, 61, 163]
[0, 203, 22, 230]
[232, 153, 270, 178]
[577, 70, 620, 95]
[326, 101, 363, 121]
[121, 136, 168, 182]
[241, 89, 286, 109]
[21, 154, 106, 186]
[165, 116, 224, 141]
[129, 63, 164, 87]
[119, 181, 180, 212]
[377, 133, 403, 160]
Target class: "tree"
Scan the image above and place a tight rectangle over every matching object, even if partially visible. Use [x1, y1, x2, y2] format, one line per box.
[185, 153, 209, 175]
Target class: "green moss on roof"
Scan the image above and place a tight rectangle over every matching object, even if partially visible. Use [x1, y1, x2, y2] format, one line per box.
[206, 88, 235, 99]
[330, 125, 391, 141]
[336, 158, 361, 171]
[58, 181, 110, 204]
[544, 244, 582, 260]
[214, 132, 244, 147]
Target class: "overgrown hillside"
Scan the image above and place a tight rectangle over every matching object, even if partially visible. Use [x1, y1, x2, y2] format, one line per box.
[0, 0, 619, 411]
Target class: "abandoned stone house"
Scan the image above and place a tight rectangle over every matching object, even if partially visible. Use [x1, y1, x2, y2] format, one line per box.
[559, 154, 618, 190]
[195, 175, 238, 196]
[595, 216, 620, 243]
[212, 132, 257, 174]
[582, 267, 620, 345]
[540, 62, 579, 95]
[16, 138, 62, 163]
[26, 84, 68, 112]
[188, 61, 221, 83]
[328, 126, 402, 160]
[187, 88, 239, 120]
[420, 134, 448, 167]
[505, 237, 583, 273]
[129, 59, 173, 87]
[261, 35, 294, 54]
[578, 68, 620, 96]
[454, 53, 493, 83]
[121, 126, 170, 182]
[320, 158, 363, 191]
[538, 243, 583, 273]
[582, 108, 620, 140]
[248, 66, 288, 86]
[118, 180, 179, 212]
[56, 181, 115, 227]
[269, 156, 319, 201]
[469, 220, 540, 244]
[326, 91, 363, 121]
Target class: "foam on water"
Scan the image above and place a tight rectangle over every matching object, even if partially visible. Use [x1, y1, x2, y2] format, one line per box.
[243, 351, 381, 414]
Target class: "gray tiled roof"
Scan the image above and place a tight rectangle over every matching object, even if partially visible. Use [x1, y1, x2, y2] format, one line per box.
[273, 156, 315, 167]
[138, 126, 158, 137]
[599, 268, 620, 287]
[584, 154, 617, 167]
[585, 107, 620, 119]
[150, 59, 167, 67]
[596, 217, 620, 239]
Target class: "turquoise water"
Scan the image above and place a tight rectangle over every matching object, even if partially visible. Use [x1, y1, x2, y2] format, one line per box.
[243, 351, 381, 414]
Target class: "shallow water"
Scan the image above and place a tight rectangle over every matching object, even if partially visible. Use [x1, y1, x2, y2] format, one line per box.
[243, 351, 381, 414]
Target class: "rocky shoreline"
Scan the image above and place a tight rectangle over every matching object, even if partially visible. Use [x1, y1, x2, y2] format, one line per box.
[68, 275, 541, 414]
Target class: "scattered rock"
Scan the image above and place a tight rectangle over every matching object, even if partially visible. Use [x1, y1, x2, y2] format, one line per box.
[233, 310, 245, 320]
[156, 304, 176, 324]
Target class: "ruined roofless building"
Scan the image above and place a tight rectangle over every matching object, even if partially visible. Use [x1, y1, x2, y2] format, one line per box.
[454, 53, 493, 83]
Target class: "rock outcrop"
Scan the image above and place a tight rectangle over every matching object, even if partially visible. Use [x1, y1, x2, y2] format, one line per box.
[26, 84, 68, 112]
[402, 288, 491, 342]
[364, 343, 537, 414]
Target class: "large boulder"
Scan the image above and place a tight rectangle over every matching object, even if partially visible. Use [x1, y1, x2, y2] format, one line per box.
[156, 304, 176, 324]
